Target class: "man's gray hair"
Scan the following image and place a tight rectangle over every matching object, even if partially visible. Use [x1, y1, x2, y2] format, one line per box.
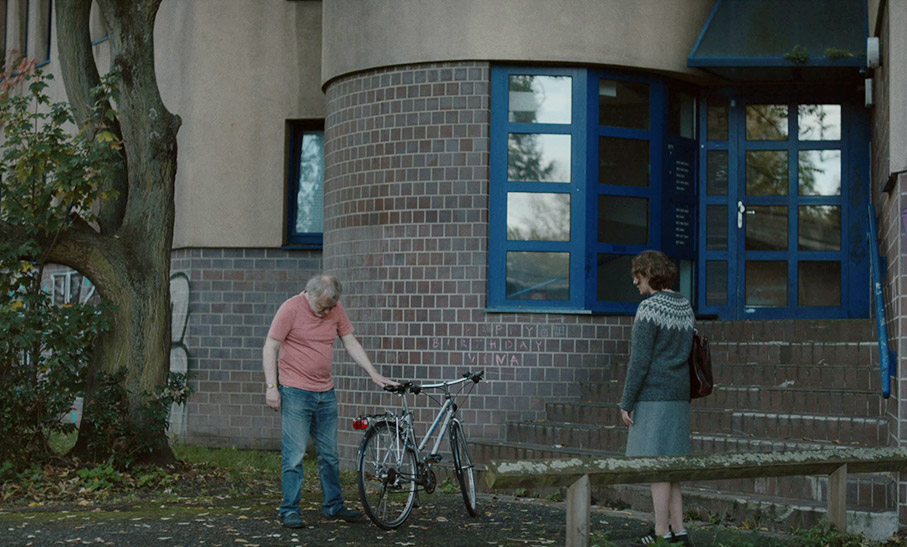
[306, 274, 342, 302]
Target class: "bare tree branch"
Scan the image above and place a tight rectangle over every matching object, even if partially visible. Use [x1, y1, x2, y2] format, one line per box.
[55, 0, 128, 235]
[95, 0, 180, 250]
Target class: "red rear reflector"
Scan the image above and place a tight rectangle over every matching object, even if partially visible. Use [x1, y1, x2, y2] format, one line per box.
[353, 418, 369, 430]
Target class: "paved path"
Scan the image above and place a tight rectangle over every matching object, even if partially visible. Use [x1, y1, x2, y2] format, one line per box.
[0, 492, 790, 546]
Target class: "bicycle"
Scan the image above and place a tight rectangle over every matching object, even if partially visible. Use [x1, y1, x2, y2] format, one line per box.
[353, 370, 485, 530]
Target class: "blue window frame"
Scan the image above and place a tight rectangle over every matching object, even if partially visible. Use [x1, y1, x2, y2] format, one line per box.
[285, 121, 324, 248]
[490, 66, 697, 314]
[696, 91, 869, 319]
[33, 0, 51, 67]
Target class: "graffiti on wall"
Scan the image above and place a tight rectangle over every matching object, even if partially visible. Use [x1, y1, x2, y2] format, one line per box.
[169, 272, 191, 438]
[51, 268, 192, 433]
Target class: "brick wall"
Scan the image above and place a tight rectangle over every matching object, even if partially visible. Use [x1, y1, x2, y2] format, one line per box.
[171, 248, 322, 449]
[869, 4, 907, 524]
[322, 61, 633, 465]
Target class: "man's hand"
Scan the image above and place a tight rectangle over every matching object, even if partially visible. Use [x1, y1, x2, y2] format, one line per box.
[620, 409, 634, 426]
[266, 386, 281, 411]
[371, 373, 398, 389]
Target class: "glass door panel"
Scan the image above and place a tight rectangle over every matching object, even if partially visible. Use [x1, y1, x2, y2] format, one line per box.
[745, 261, 787, 306]
[798, 261, 841, 306]
[745, 205, 788, 250]
[745, 151, 788, 195]
[725, 100, 847, 318]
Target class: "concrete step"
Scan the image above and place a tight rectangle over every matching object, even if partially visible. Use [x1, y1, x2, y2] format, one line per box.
[539, 402, 888, 445]
[696, 319, 876, 344]
[501, 419, 886, 456]
[601, 358, 883, 392]
[571, 384, 886, 418]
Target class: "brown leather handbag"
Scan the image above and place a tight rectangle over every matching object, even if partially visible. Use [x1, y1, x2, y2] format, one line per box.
[689, 330, 714, 399]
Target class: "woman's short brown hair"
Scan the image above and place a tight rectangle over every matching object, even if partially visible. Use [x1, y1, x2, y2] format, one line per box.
[631, 250, 677, 291]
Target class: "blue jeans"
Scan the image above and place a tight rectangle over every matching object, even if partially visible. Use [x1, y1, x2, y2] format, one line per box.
[279, 386, 344, 517]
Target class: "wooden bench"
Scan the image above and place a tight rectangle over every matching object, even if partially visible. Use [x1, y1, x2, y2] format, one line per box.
[484, 447, 907, 547]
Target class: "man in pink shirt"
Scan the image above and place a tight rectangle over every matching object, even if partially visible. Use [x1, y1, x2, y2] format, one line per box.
[263, 274, 395, 528]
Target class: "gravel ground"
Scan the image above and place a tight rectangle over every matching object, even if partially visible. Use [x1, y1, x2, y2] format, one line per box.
[0, 491, 796, 547]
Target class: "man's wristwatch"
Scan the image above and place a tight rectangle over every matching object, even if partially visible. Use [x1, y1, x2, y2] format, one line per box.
[267, 383, 277, 389]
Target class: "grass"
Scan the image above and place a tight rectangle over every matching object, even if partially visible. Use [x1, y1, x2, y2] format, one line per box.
[0, 432, 351, 509]
[172, 443, 282, 481]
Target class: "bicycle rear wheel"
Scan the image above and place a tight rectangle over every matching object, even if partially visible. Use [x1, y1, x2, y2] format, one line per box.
[449, 420, 477, 516]
[356, 421, 418, 529]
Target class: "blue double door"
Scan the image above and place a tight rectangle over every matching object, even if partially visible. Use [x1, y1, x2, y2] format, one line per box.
[698, 92, 869, 320]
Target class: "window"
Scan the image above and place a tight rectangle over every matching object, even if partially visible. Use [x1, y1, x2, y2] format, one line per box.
[489, 67, 696, 313]
[31, 0, 51, 66]
[0, 1, 8, 68]
[285, 121, 325, 248]
[5, 0, 27, 65]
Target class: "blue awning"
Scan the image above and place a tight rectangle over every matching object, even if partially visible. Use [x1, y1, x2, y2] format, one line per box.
[688, 0, 868, 81]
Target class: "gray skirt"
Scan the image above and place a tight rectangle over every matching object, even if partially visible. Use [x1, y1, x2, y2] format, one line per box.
[625, 400, 691, 457]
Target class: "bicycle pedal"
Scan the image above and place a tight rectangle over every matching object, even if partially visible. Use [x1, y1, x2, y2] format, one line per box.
[424, 454, 443, 463]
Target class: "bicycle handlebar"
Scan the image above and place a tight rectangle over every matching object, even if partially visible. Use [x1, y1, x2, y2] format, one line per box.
[382, 370, 484, 395]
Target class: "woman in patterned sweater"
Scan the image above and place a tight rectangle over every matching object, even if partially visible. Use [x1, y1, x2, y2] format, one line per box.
[619, 250, 695, 546]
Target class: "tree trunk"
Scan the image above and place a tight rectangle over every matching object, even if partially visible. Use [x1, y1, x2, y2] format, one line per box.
[50, 0, 181, 465]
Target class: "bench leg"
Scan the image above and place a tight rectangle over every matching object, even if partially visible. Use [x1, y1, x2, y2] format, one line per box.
[566, 474, 591, 547]
[827, 463, 847, 533]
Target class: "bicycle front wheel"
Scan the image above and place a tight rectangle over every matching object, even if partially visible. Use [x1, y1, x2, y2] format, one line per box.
[449, 420, 477, 516]
[357, 421, 418, 529]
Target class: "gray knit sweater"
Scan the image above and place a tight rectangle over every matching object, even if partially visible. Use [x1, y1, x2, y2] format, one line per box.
[619, 291, 695, 412]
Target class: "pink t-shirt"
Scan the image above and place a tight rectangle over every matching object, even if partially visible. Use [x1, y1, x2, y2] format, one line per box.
[267, 292, 354, 392]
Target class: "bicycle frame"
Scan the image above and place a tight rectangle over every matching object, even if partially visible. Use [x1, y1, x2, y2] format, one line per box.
[356, 370, 483, 529]
[354, 371, 484, 466]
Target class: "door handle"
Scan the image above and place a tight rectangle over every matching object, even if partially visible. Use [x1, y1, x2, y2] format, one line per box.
[737, 201, 745, 228]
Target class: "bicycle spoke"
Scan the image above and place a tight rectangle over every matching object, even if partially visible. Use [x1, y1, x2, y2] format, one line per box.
[451, 421, 478, 517]
[357, 422, 417, 529]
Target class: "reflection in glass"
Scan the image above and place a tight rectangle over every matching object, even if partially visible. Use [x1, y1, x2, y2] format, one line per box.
[599, 196, 648, 245]
[799, 206, 841, 250]
[506, 252, 569, 300]
[799, 261, 841, 306]
[707, 150, 728, 195]
[507, 192, 571, 241]
[599, 137, 649, 187]
[669, 90, 696, 139]
[706, 261, 728, 306]
[746, 205, 788, 250]
[706, 205, 727, 250]
[798, 105, 841, 141]
[798, 150, 841, 195]
[508, 75, 572, 124]
[746, 261, 787, 306]
[295, 132, 325, 233]
[707, 97, 729, 140]
[746, 104, 788, 140]
[746, 150, 788, 195]
[508, 133, 571, 182]
[597, 254, 644, 303]
[599, 80, 649, 129]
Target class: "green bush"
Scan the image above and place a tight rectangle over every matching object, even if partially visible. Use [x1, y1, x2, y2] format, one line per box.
[0, 280, 110, 468]
[80, 368, 193, 468]
[0, 68, 120, 471]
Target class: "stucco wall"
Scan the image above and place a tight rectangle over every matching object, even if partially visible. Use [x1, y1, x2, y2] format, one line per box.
[889, 1, 907, 175]
[154, 0, 325, 249]
[321, 0, 716, 87]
